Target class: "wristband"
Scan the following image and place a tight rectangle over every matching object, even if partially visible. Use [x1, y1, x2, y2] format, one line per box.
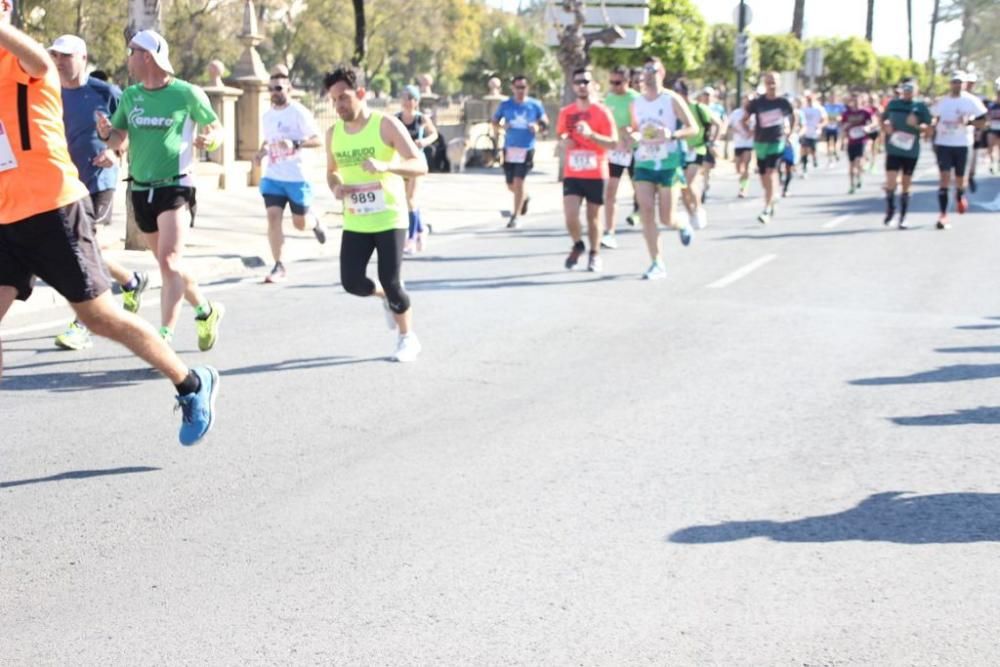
[205, 137, 221, 152]
[292, 140, 303, 149]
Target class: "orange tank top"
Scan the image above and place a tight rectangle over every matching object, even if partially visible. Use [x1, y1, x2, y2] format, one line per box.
[0, 49, 89, 224]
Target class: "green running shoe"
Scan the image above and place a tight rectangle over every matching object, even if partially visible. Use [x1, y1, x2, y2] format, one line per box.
[196, 302, 225, 352]
[121, 271, 150, 313]
[54, 321, 92, 350]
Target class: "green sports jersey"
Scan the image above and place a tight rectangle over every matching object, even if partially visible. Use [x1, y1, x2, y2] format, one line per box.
[603, 89, 640, 129]
[111, 78, 218, 190]
[884, 98, 931, 159]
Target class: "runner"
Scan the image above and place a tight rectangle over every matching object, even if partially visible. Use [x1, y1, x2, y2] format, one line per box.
[862, 92, 882, 173]
[823, 93, 844, 165]
[931, 72, 987, 229]
[491, 75, 549, 229]
[882, 78, 931, 229]
[629, 56, 697, 280]
[324, 65, 427, 362]
[674, 77, 714, 230]
[601, 65, 639, 248]
[963, 73, 987, 192]
[799, 90, 827, 176]
[742, 71, 795, 224]
[100, 30, 224, 349]
[728, 93, 755, 198]
[696, 86, 725, 204]
[396, 85, 438, 254]
[0, 7, 218, 445]
[841, 93, 875, 194]
[779, 102, 800, 198]
[988, 78, 1000, 174]
[556, 67, 617, 272]
[46, 34, 149, 351]
[253, 69, 326, 284]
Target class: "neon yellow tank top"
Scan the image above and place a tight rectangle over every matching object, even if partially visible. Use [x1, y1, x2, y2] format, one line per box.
[331, 110, 407, 233]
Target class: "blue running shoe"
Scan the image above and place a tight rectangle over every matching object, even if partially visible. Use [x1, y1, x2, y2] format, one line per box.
[679, 225, 693, 246]
[176, 366, 219, 446]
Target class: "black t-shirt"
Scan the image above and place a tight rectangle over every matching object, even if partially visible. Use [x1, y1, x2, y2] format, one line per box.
[747, 96, 794, 144]
[396, 111, 426, 142]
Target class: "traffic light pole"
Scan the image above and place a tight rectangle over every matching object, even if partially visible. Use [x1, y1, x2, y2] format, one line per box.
[735, 0, 747, 109]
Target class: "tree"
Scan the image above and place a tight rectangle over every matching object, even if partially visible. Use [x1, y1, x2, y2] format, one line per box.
[821, 36, 877, 89]
[351, 0, 365, 67]
[756, 33, 804, 73]
[875, 54, 905, 89]
[906, 0, 913, 60]
[460, 24, 560, 99]
[865, 0, 874, 42]
[699, 23, 758, 86]
[590, 0, 707, 76]
[791, 0, 805, 40]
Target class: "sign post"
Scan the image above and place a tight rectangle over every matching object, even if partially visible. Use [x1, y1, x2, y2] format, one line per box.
[733, 1, 752, 109]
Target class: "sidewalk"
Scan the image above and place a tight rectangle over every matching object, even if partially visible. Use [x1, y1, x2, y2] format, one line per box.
[5, 140, 577, 325]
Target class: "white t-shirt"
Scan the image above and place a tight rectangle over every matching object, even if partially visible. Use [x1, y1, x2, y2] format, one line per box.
[728, 108, 754, 149]
[932, 92, 987, 147]
[262, 101, 321, 182]
[802, 106, 825, 139]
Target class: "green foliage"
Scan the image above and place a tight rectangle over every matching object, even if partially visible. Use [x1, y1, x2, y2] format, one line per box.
[590, 0, 707, 76]
[461, 24, 560, 98]
[695, 23, 759, 87]
[755, 33, 804, 74]
[875, 55, 906, 89]
[822, 36, 878, 89]
[369, 73, 391, 96]
[163, 0, 244, 84]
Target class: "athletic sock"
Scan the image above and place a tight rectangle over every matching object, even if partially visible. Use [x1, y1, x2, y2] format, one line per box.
[195, 303, 212, 320]
[885, 190, 895, 211]
[407, 210, 417, 239]
[175, 370, 202, 396]
[938, 187, 948, 214]
[956, 187, 965, 200]
[122, 273, 139, 292]
[900, 191, 910, 218]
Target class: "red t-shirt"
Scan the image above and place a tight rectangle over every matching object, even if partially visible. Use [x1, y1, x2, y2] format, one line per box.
[556, 101, 614, 180]
[843, 108, 873, 144]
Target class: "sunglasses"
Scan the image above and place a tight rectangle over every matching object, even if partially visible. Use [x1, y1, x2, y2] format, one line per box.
[513, 85, 527, 90]
[609, 80, 625, 86]
[574, 79, 591, 86]
[268, 85, 288, 92]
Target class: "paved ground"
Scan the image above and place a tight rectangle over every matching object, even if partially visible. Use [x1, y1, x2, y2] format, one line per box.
[3, 147, 1000, 665]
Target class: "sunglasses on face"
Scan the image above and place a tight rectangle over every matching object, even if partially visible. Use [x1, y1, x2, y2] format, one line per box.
[268, 85, 287, 92]
[609, 80, 624, 86]
[574, 79, 591, 86]
[513, 85, 527, 90]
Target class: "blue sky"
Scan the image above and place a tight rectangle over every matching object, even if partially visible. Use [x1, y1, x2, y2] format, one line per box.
[486, 0, 962, 61]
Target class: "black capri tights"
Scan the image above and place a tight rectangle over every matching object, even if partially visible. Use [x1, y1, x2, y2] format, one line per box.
[339, 228, 411, 314]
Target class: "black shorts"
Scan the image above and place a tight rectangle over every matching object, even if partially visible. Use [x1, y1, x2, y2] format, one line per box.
[89, 189, 115, 227]
[935, 145, 969, 176]
[0, 198, 111, 302]
[130, 186, 197, 233]
[734, 147, 753, 157]
[609, 161, 634, 180]
[823, 127, 839, 140]
[757, 153, 781, 174]
[562, 178, 605, 205]
[885, 154, 918, 175]
[800, 137, 818, 150]
[867, 131, 879, 142]
[503, 149, 534, 184]
[847, 143, 866, 162]
[973, 132, 988, 149]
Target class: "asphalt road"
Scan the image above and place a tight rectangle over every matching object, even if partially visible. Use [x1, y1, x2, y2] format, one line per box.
[3, 154, 1000, 665]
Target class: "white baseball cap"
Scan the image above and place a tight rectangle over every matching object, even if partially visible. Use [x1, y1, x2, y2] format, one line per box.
[966, 72, 979, 83]
[129, 29, 174, 74]
[49, 35, 87, 55]
[950, 71, 967, 82]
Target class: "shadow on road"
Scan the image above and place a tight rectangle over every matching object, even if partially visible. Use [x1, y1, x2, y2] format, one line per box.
[935, 345, 1000, 354]
[0, 466, 161, 489]
[849, 363, 1000, 385]
[717, 229, 885, 241]
[668, 491, 1000, 544]
[956, 324, 1000, 331]
[405, 271, 628, 291]
[0, 366, 159, 392]
[890, 406, 1000, 426]
[221, 355, 384, 376]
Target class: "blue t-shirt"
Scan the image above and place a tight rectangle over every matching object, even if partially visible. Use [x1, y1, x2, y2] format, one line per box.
[493, 97, 547, 149]
[823, 103, 845, 128]
[62, 77, 121, 194]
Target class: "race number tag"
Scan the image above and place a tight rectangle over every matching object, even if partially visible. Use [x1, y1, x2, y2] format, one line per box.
[848, 126, 868, 140]
[889, 131, 916, 151]
[267, 140, 294, 164]
[759, 109, 784, 128]
[567, 150, 598, 173]
[344, 182, 387, 216]
[609, 150, 632, 167]
[635, 141, 669, 163]
[0, 122, 18, 173]
[505, 147, 528, 164]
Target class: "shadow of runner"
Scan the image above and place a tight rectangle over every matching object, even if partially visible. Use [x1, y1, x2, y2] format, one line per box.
[0, 366, 159, 392]
[890, 406, 1000, 426]
[0, 466, 161, 489]
[935, 346, 1000, 354]
[221, 355, 385, 376]
[668, 492, 1000, 544]
[850, 363, 1000, 385]
[405, 272, 628, 292]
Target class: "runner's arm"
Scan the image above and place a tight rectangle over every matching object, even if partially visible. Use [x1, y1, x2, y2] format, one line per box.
[0, 23, 52, 78]
[669, 91, 697, 140]
[415, 115, 439, 150]
[325, 125, 344, 197]
[379, 114, 428, 178]
[193, 121, 223, 151]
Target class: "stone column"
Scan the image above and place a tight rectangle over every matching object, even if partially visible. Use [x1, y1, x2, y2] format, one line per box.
[203, 85, 244, 189]
[229, 0, 269, 186]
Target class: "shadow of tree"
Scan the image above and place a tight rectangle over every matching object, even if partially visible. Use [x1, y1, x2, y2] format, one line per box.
[1, 466, 161, 489]
[849, 364, 1000, 386]
[890, 406, 1000, 426]
[669, 492, 1000, 544]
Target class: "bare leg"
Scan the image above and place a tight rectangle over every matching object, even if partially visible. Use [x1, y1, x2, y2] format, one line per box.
[563, 195, 583, 243]
[265, 206, 285, 265]
[636, 180, 659, 262]
[604, 176, 621, 233]
[148, 207, 206, 331]
[585, 201, 602, 251]
[0, 286, 16, 378]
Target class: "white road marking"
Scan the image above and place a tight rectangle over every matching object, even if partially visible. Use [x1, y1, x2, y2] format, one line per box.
[822, 214, 850, 229]
[706, 254, 778, 289]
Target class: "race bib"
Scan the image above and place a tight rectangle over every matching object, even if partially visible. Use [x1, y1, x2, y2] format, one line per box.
[759, 109, 784, 128]
[848, 126, 868, 140]
[267, 140, 294, 164]
[889, 131, 916, 151]
[609, 150, 632, 167]
[635, 141, 674, 163]
[505, 147, 528, 164]
[344, 182, 386, 216]
[567, 149, 598, 173]
[0, 122, 18, 173]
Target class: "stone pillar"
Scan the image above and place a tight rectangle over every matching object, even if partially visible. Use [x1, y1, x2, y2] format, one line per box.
[229, 0, 269, 185]
[203, 85, 243, 188]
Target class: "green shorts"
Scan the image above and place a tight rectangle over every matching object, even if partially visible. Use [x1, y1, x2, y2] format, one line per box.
[753, 140, 786, 160]
[634, 167, 686, 188]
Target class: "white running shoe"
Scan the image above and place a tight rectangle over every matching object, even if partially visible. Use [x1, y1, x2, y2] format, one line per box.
[600, 233, 618, 249]
[382, 298, 398, 330]
[392, 333, 422, 362]
[642, 260, 666, 280]
[693, 207, 708, 230]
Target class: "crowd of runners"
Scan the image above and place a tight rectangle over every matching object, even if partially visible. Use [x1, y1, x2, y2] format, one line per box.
[2, 4, 998, 446]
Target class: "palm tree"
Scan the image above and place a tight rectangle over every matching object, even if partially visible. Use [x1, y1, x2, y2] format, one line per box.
[865, 0, 875, 42]
[907, 0, 914, 59]
[792, 0, 805, 39]
[351, 0, 366, 68]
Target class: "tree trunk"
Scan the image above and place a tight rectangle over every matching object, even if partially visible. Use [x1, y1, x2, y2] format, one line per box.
[865, 0, 874, 42]
[124, 0, 162, 251]
[556, 0, 587, 104]
[791, 0, 805, 40]
[906, 0, 913, 60]
[351, 0, 366, 69]
[928, 0, 940, 90]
